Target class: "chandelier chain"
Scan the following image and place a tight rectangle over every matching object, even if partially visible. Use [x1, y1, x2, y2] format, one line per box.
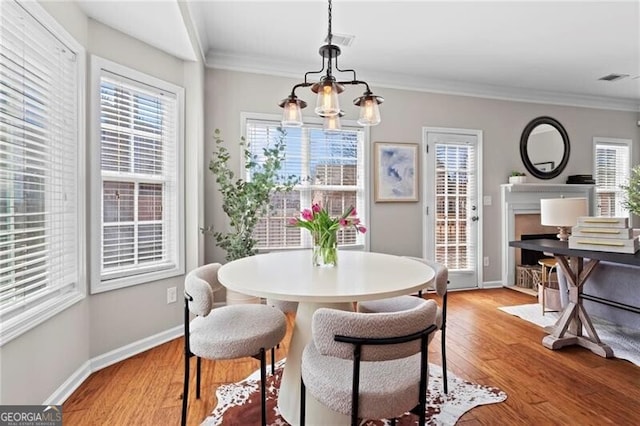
[327, 0, 332, 44]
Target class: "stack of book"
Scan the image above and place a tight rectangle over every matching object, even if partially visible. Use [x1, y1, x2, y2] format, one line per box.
[566, 174, 595, 184]
[569, 217, 639, 253]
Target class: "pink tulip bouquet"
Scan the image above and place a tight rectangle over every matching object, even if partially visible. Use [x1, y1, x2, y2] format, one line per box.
[289, 203, 366, 266]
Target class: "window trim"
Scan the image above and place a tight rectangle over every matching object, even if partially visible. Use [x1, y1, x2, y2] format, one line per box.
[0, 0, 86, 346]
[90, 56, 185, 294]
[592, 136, 633, 218]
[240, 112, 371, 252]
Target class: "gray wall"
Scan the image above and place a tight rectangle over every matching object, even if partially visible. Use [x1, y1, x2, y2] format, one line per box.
[204, 68, 640, 282]
[0, 1, 205, 404]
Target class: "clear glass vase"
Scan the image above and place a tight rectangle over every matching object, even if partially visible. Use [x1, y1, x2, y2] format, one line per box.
[312, 244, 338, 267]
[312, 229, 338, 267]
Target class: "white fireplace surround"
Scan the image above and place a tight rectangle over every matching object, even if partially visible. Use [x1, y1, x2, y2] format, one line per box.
[501, 183, 596, 286]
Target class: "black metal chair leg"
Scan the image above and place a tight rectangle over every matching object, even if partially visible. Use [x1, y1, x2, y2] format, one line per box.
[300, 378, 306, 426]
[442, 289, 448, 394]
[196, 356, 202, 399]
[181, 354, 189, 426]
[441, 326, 448, 394]
[259, 348, 267, 426]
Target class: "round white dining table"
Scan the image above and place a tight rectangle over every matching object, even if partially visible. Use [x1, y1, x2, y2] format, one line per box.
[217, 250, 435, 426]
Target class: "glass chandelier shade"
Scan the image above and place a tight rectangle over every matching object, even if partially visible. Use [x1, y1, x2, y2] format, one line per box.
[278, 0, 383, 128]
[279, 95, 306, 127]
[355, 92, 382, 126]
[323, 111, 343, 132]
[313, 78, 341, 117]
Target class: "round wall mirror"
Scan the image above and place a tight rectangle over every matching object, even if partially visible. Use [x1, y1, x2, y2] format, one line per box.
[519, 116, 570, 179]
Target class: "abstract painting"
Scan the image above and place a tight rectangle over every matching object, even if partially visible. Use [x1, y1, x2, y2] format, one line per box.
[374, 142, 419, 202]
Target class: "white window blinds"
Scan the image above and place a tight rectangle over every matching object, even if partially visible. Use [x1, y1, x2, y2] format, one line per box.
[434, 142, 477, 271]
[594, 139, 631, 217]
[0, 0, 82, 336]
[96, 66, 181, 286]
[245, 119, 366, 249]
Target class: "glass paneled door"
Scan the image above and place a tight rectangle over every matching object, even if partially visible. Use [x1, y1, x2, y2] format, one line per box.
[423, 128, 483, 289]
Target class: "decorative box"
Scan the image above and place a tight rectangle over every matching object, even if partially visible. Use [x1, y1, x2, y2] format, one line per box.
[576, 217, 629, 228]
[568, 236, 640, 254]
[571, 226, 635, 239]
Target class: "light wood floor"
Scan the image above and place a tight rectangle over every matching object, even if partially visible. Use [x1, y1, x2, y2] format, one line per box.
[62, 288, 640, 425]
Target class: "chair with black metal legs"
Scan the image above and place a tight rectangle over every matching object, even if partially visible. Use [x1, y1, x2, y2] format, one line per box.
[181, 263, 287, 426]
[300, 299, 438, 426]
[357, 258, 450, 393]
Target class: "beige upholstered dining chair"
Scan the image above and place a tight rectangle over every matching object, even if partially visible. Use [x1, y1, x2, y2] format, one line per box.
[182, 263, 287, 426]
[300, 299, 439, 426]
[357, 257, 450, 393]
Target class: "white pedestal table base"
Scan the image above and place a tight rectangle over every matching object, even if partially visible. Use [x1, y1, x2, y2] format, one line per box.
[278, 301, 353, 426]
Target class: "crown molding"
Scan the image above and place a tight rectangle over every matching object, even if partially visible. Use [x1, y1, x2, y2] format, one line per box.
[206, 50, 640, 113]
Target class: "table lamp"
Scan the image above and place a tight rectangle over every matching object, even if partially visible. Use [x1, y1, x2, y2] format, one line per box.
[540, 197, 588, 241]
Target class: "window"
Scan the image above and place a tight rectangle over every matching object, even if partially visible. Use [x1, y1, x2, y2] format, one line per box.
[593, 137, 632, 218]
[91, 57, 184, 293]
[244, 116, 368, 250]
[0, 0, 85, 344]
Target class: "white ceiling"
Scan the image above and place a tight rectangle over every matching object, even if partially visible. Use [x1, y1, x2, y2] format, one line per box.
[78, 1, 640, 111]
[77, 0, 197, 61]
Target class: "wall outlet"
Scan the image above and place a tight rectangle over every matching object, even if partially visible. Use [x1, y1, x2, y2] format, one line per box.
[483, 256, 490, 267]
[167, 286, 177, 304]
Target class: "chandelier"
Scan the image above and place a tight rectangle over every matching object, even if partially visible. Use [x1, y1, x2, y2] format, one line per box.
[278, 0, 383, 129]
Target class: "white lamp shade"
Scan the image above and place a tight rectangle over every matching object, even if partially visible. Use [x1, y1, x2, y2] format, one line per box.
[540, 197, 588, 227]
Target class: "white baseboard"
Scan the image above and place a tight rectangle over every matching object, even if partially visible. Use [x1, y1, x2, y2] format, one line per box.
[90, 325, 183, 372]
[44, 325, 183, 405]
[43, 360, 92, 406]
[481, 280, 504, 289]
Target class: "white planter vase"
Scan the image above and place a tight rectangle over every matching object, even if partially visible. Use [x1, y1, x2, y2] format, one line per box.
[509, 176, 526, 184]
[226, 288, 261, 305]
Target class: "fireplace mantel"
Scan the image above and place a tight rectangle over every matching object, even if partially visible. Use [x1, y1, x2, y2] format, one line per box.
[500, 183, 596, 286]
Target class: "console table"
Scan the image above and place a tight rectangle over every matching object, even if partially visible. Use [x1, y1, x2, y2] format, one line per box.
[509, 239, 640, 357]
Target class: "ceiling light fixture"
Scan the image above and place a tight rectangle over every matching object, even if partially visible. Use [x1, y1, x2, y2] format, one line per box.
[278, 0, 383, 129]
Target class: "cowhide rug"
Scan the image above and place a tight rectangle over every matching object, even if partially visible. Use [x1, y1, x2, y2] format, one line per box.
[202, 359, 507, 425]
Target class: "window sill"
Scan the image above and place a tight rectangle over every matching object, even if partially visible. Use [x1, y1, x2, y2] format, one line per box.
[92, 265, 184, 294]
[256, 244, 367, 254]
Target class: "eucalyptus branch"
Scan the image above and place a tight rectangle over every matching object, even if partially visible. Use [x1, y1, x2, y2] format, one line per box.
[202, 128, 298, 261]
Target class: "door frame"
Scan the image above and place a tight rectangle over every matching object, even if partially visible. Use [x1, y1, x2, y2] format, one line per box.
[421, 127, 484, 289]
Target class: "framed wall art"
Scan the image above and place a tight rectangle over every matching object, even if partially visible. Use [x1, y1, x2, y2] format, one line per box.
[374, 142, 419, 202]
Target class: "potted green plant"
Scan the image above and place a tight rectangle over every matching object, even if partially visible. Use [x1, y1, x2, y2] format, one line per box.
[202, 128, 297, 302]
[509, 171, 526, 184]
[622, 164, 640, 217]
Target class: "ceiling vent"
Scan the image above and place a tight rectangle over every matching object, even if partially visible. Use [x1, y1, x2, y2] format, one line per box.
[598, 73, 629, 82]
[326, 33, 355, 47]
